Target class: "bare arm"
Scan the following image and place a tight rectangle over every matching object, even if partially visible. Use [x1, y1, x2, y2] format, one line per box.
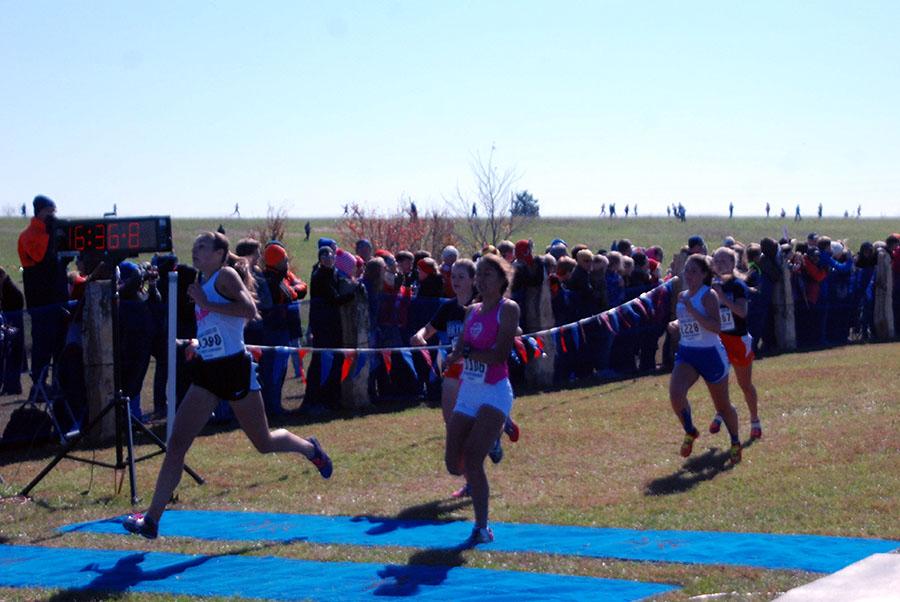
[682, 289, 722, 333]
[410, 323, 438, 346]
[188, 267, 258, 320]
[712, 282, 748, 318]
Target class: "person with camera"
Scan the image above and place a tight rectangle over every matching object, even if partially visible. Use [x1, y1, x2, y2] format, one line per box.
[17, 195, 70, 389]
[123, 232, 332, 540]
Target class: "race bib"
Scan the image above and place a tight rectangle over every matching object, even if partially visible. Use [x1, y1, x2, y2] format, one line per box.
[196, 326, 225, 359]
[679, 318, 702, 342]
[461, 358, 487, 383]
[719, 307, 735, 332]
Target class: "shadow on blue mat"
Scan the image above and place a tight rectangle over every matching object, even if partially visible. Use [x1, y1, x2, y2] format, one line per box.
[0, 544, 676, 601]
[351, 497, 471, 536]
[61, 509, 900, 573]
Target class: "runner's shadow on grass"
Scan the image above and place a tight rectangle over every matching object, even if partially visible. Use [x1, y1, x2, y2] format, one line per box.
[42, 538, 306, 602]
[643, 447, 736, 496]
[352, 498, 472, 535]
[374, 542, 470, 596]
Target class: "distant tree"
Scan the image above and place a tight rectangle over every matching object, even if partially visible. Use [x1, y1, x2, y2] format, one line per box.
[511, 190, 540, 217]
[337, 200, 458, 257]
[449, 145, 533, 248]
[247, 203, 288, 244]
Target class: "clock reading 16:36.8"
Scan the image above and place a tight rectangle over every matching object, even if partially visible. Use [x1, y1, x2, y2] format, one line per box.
[69, 222, 142, 251]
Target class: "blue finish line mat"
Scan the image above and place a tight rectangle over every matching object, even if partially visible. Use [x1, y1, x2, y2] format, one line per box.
[61, 510, 899, 573]
[0, 544, 675, 601]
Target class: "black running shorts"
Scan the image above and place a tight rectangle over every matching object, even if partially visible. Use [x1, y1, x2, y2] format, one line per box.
[187, 351, 260, 401]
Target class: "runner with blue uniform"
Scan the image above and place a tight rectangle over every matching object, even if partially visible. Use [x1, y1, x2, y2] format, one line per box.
[669, 254, 742, 464]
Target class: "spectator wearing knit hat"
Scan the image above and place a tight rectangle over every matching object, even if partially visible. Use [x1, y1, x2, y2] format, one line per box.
[416, 257, 443, 297]
[305, 245, 356, 412]
[256, 241, 308, 415]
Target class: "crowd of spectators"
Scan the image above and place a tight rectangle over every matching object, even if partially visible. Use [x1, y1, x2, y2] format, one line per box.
[2, 195, 899, 430]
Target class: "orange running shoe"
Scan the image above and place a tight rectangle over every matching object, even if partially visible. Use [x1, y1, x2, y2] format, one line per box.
[680, 429, 700, 458]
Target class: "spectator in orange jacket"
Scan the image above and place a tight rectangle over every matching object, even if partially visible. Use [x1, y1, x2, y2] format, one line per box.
[17, 195, 70, 385]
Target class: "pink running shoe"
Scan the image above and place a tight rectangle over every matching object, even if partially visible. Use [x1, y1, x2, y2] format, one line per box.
[451, 483, 471, 498]
[122, 513, 158, 540]
[750, 422, 763, 440]
[468, 526, 494, 544]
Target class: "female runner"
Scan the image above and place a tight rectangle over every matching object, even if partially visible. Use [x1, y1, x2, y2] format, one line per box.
[444, 254, 519, 543]
[670, 254, 742, 464]
[123, 232, 332, 539]
[709, 247, 762, 439]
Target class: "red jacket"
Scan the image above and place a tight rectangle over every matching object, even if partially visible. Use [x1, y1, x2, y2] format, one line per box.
[801, 256, 827, 304]
[17, 217, 50, 268]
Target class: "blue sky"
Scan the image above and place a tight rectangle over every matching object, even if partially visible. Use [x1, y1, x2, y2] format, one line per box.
[2, 1, 898, 218]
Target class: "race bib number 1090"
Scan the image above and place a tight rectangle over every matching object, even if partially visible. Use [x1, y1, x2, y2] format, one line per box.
[196, 326, 225, 359]
[461, 358, 487, 383]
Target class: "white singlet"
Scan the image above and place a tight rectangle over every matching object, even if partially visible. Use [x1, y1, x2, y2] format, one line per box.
[675, 285, 721, 348]
[194, 269, 247, 360]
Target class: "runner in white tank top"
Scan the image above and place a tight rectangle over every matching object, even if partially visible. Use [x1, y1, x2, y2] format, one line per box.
[123, 232, 333, 540]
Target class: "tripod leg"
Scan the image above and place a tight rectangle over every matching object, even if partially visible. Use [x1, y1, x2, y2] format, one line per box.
[124, 398, 139, 505]
[20, 398, 118, 497]
[129, 416, 204, 485]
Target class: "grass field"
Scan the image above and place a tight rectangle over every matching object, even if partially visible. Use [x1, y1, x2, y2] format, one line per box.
[1, 214, 898, 600]
[1, 341, 898, 600]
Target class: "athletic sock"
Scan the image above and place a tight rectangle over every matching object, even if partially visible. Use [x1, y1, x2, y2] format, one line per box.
[680, 407, 696, 435]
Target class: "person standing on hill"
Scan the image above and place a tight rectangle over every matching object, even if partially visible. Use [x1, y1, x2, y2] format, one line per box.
[729, 202, 734, 219]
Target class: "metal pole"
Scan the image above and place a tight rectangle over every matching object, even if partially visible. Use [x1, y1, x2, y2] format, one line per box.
[166, 270, 177, 442]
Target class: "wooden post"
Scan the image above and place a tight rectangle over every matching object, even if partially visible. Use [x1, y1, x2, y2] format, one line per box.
[524, 266, 555, 389]
[873, 250, 894, 340]
[774, 257, 796, 351]
[340, 285, 372, 411]
[82, 280, 116, 443]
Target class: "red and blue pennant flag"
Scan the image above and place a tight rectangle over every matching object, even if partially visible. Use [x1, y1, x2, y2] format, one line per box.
[320, 351, 334, 382]
[340, 352, 356, 382]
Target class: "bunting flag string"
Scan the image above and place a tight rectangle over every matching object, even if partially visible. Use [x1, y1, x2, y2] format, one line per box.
[320, 351, 335, 382]
[351, 353, 367, 379]
[340, 352, 356, 382]
[419, 349, 435, 373]
[179, 280, 675, 367]
[513, 337, 528, 364]
[399, 349, 416, 376]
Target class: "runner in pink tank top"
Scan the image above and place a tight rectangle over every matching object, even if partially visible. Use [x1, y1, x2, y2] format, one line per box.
[463, 298, 509, 384]
[444, 254, 520, 545]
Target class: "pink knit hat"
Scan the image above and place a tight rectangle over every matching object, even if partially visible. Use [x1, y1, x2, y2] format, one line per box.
[334, 248, 356, 278]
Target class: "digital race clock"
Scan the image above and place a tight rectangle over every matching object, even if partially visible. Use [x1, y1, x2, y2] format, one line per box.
[55, 216, 173, 255]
